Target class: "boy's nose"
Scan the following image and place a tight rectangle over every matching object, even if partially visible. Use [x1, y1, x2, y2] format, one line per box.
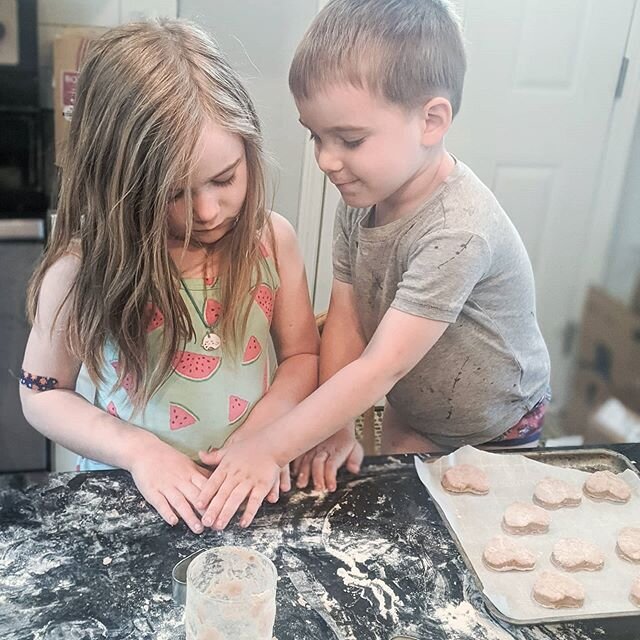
[316, 146, 343, 174]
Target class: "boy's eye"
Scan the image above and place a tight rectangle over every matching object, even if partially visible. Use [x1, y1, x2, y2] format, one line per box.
[343, 138, 365, 149]
[308, 132, 319, 143]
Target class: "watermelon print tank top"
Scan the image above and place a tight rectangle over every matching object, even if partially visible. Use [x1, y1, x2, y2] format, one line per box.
[77, 248, 279, 471]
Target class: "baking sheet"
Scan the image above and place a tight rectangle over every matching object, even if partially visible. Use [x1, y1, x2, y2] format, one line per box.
[414, 445, 640, 624]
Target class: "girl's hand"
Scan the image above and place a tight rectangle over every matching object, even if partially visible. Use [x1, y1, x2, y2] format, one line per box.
[195, 437, 281, 530]
[128, 439, 211, 535]
[292, 426, 363, 492]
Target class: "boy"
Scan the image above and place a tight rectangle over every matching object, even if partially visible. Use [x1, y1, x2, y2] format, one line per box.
[197, 0, 550, 530]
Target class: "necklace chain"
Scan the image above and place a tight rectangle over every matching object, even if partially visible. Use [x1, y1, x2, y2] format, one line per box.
[180, 278, 216, 330]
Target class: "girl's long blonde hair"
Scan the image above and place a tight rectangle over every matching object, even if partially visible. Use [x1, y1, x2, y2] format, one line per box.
[27, 19, 273, 409]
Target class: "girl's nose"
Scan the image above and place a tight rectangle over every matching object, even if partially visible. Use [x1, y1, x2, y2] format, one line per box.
[193, 191, 220, 223]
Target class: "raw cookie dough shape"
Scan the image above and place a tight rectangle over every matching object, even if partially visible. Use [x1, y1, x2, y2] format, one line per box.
[482, 535, 536, 571]
[502, 502, 551, 535]
[441, 464, 489, 495]
[583, 470, 631, 503]
[617, 527, 640, 563]
[533, 476, 582, 510]
[630, 576, 640, 607]
[532, 570, 585, 609]
[551, 538, 604, 572]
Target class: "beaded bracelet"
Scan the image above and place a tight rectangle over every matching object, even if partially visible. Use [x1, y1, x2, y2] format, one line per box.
[20, 369, 59, 391]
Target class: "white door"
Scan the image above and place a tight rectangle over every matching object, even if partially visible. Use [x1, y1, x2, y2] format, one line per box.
[311, 0, 638, 409]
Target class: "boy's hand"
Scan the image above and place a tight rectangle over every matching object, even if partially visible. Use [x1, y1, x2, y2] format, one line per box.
[196, 437, 281, 530]
[199, 448, 291, 504]
[292, 425, 363, 492]
[128, 439, 210, 535]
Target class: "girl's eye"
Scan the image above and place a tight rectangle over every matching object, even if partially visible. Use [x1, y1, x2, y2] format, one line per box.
[169, 190, 184, 202]
[343, 138, 365, 149]
[211, 175, 236, 187]
[308, 132, 319, 143]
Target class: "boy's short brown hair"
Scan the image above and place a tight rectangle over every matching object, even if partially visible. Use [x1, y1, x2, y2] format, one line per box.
[289, 0, 466, 116]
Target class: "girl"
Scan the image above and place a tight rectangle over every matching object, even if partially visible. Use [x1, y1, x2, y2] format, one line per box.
[20, 20, 319, 534]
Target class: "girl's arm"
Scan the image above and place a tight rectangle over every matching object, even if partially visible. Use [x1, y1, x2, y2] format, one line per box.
[21, 255, 208, 534]
[197, 306, 448, 529]
[226, 213, 319, 431]
[200, 213, 320, 498]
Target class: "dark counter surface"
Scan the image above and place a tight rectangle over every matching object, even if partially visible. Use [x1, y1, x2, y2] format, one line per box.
[1, 444, 639, 640]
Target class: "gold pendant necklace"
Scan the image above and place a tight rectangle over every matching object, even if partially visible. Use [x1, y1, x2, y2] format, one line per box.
[180, 277, 221, 351]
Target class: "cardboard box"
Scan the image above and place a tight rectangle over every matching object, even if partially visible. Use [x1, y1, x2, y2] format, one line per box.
[52, 28, 106, 165]
[585, 398, 640, 444]
[566, 286, 640, 440]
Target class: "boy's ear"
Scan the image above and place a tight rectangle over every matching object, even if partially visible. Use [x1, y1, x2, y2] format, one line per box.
[420, 97, 453, 145]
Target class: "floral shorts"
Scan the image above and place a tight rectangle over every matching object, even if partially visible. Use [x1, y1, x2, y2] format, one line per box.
[486, 397, 549, 447]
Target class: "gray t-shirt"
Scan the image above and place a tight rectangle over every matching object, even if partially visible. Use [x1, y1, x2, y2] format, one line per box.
[333, 160, 550, 446]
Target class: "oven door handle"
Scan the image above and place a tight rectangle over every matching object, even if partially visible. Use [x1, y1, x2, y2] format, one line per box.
[0, 218, 45, 241]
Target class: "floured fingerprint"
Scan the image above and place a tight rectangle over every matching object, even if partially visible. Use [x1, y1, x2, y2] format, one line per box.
[551, 538, 604, 572]
[482, 535, 536, 571]
[532, 570, 585, 609]
[533, 476, 582, 510]
[441, 464, 489, 495]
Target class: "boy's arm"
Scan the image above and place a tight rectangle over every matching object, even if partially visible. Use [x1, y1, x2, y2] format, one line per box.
[200, 213, 320, 499]
[292, 278, 366, 491]
[21, 255, 208, 534]
[197, 307, 448, 529]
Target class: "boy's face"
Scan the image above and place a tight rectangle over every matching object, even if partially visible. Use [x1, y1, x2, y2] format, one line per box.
[296, 84, 430, 211]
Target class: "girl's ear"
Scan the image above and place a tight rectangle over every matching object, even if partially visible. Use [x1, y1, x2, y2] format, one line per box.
[420, 97, 453, 146]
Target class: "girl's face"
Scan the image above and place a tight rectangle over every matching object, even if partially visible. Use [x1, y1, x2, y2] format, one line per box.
[168, 120, 248, 247]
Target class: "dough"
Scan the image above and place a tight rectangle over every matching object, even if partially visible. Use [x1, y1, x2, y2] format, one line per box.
[630, 576, 640, 607]
[502, 502, 551, 535]
[583, 470, 631, 503]
[441, 464, 489, 495]
[551, 538, 604, 572]
[532, 570, 585, 609]
[482, 535, 536, 571]
[617, 527, 640, 563]
[533, 476, 582, 510]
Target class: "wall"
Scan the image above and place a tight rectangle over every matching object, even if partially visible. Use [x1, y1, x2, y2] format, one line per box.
[178, 0, 318, 227]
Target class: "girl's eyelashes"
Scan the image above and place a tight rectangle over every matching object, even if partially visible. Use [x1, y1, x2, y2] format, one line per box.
[210, 174, 236, 187]
[169, 174, 236, 201]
